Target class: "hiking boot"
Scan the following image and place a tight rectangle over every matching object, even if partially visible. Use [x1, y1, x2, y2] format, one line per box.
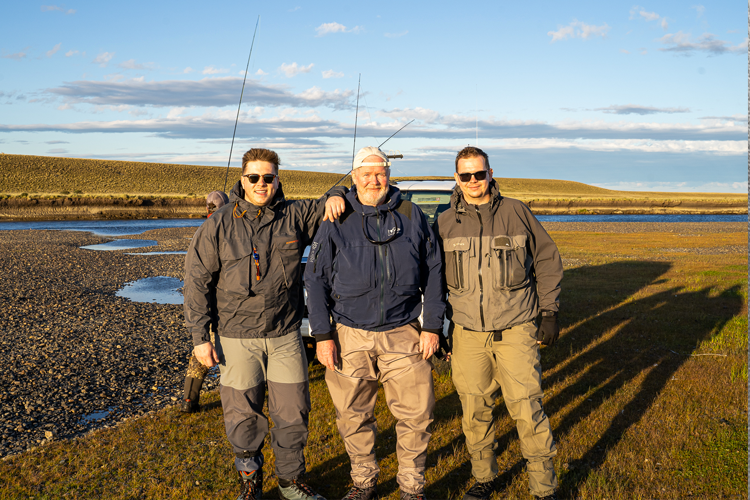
[236, 469, 262, 500]
[463, 480, 495, 500]
[400, 491, 426, 500]
[278, 478, 326, 500]
[180, 399, 199, 413]
[341, 485, 378, 500]
[533, 494, 558, 500]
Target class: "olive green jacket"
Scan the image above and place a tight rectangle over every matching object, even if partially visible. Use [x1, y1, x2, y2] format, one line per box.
[434, 181, 562, 332]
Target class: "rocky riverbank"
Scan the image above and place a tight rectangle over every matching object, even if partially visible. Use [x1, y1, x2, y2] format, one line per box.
[0, 227, 211, 458]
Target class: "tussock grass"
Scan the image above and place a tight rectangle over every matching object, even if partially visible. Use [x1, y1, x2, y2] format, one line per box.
[0, 229, 746, 499]
[0, 154, 350, 199]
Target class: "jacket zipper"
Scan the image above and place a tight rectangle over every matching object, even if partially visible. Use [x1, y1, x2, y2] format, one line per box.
[377, 214, 386, 326]
[476, 208, 485, 330]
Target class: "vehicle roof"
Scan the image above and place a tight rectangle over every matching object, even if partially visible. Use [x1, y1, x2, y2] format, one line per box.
[394, 180, 456, 192]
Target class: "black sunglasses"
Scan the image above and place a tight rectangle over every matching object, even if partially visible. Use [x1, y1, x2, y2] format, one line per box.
[243, 173, 277, 184]
[457, 170, 488, 183]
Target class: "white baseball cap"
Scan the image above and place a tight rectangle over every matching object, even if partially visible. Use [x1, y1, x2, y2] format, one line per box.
[352, 146, 390, 170]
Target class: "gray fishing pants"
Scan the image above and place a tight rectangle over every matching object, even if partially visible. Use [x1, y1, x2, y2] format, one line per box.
[451, 321, 557, 498]
[215, 329, 311, 480]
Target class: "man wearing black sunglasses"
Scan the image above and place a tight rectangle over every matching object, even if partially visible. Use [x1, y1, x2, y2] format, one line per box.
[305, 146, 445, 500]
[434, 147, 563, 500]
[184, 148, 347, 500]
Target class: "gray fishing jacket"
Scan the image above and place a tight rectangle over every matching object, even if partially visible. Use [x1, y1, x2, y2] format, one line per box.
[434, 181, 562, 332]
[184, 180, 346, 346]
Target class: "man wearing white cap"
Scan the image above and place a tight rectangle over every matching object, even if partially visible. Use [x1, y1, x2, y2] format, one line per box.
[305, 147, 445, 500]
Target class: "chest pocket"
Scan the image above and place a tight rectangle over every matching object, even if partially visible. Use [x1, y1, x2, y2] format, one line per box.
[218, 238, 255, 294]
[387, 235, 420, 295]
[332, 242, 375, 298]
[490, 234, 530, 290]
[275, 234, 302, 288]
[444, 237, 473, 292]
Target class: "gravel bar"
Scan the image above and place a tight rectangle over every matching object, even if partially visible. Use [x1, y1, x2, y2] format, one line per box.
[0, 227, 217, 458]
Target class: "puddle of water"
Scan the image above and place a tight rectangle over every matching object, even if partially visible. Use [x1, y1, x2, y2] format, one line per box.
[125, 251, 187, 255]
[81, 408, 111, 423]
[81, 239, 157, 251]
[116, 276, 184, 304]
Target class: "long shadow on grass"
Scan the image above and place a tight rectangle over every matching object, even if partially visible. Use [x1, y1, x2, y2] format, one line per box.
[485, 261, 743, 498]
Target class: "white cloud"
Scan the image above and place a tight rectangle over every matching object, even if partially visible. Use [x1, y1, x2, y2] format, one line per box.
[487, 137, 746, 155]
[119, 59, 156, 70]
[46, 43, 62, 58]
[322, 69, 344, 79]
[379, 107, 441, 123]
[548, 20, 610, 42]
[630, 6, 668, 30]
[620, 49, 630, 54]
[2, 47, 30, 60]
[183, 67, 194, 74]
[65, 50, 79, 57]
[279, 62, 314, 77]
[659, 32, 748, 55]
[594, 104, 690, 115]
[384, 31, 408, 38]
[93, 52, 114, 67]
[202, 66, 229, 75]
[45, 76, 354, 110]
[255, 69, 268, 76]
[315, 22, 363, 37]
[691, 5, 705, 18]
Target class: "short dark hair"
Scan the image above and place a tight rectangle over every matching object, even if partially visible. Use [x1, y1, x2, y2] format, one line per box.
[455, 146, 490, 172]
[242, 148, 280, 173]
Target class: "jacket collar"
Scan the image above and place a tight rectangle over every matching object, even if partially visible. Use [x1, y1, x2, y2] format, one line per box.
[451, 180, 502, 215]
[347, 185, 402, 215]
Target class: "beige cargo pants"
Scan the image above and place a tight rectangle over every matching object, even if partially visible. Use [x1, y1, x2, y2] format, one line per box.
[451, 321, 557, 498]
[325, 323, 435, 494]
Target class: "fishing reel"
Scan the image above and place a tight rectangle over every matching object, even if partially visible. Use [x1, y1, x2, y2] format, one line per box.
[386, 150, 403, 160]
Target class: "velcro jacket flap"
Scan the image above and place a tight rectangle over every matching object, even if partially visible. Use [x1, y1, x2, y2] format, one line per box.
[443, 236, 474, 256]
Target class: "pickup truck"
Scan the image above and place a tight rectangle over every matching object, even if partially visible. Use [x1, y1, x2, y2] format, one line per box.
[300, 180, 456, 361]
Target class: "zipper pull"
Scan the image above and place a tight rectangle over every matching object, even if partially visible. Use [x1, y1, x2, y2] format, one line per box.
[253, 246, 261, 281]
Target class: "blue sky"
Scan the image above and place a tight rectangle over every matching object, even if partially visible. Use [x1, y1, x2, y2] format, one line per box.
[1, 1, 747, 192]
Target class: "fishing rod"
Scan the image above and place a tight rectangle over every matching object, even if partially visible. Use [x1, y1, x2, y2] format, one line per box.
[223, 15, 260, 193]
[327, 74, 361, 191]
[327, 86, 413, 192]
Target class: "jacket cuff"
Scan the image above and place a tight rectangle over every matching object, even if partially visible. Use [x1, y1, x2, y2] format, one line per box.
[421, 328, 442, 335]
[191, 331, 211, 347]
[314, 331, 334, 341]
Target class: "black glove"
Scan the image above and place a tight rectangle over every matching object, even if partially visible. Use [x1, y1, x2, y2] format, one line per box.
[536, 310, 559, 346]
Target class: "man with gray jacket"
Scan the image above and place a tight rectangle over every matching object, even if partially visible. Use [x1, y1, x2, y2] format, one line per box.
[434, 147, 562, 500]
[184, 148, 346, 500]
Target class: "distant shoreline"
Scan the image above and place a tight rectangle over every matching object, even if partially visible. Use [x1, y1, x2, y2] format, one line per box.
[0, 195, 745, 221]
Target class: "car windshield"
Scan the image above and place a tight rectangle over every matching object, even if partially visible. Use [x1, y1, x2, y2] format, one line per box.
[401, 191, 453, 224]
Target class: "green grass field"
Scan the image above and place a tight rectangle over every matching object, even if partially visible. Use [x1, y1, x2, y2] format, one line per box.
[0, 228, 745, 499]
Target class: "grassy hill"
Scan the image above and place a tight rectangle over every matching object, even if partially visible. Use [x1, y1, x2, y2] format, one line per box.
[0, 154, 745, 215]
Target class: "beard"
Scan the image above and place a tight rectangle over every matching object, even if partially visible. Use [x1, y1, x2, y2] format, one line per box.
[357, 184, 388, 206]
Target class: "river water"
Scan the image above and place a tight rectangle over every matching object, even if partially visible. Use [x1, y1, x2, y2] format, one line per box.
[0, 214, 745, 237]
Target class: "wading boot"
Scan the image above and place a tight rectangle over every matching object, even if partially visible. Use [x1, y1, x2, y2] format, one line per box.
[463, 480, 495, 500]
[278, 477, 326, 500]
[181, 376, 203, 413]
[236, 469, 262, 500]
[399, 491, 426, 500]
[341, 485, 378, 500]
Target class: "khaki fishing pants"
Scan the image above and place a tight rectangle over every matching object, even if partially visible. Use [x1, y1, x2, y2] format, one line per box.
[451, 321, 557, 498]
[325, 323, 435, 494]
[215, 330, 311, 480]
